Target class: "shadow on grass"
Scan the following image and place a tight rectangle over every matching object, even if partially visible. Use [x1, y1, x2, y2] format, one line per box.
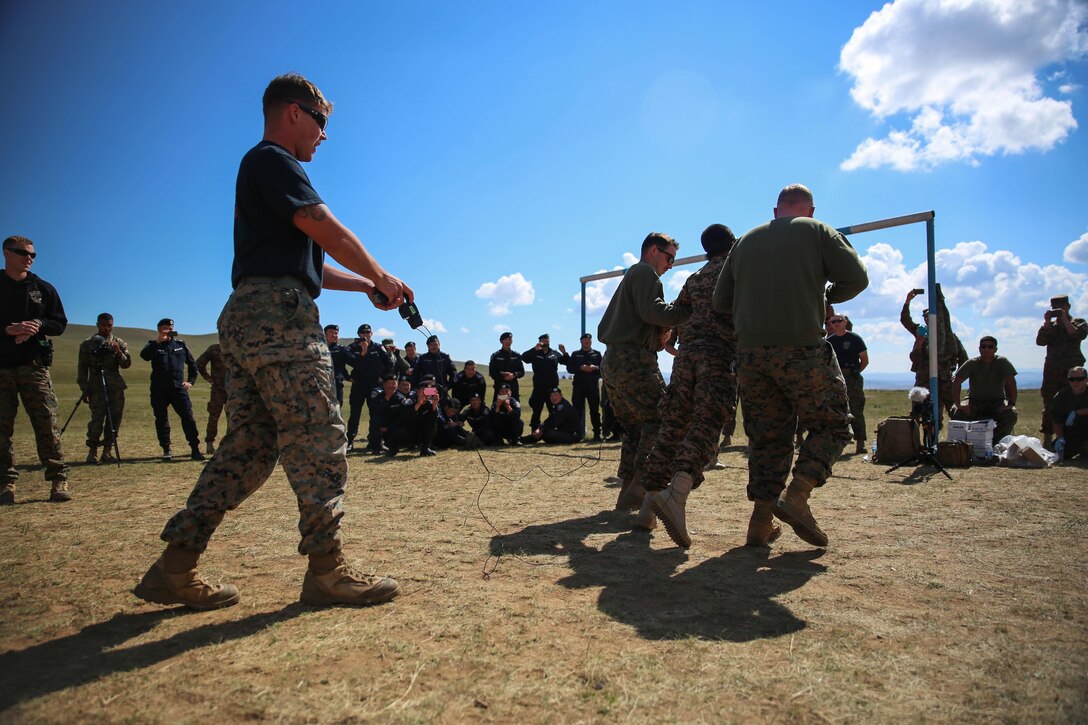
[0, 603, 306, 712]
[490, 510, 825, 642]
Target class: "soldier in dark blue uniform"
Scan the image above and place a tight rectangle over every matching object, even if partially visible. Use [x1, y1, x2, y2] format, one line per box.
[324, 324, 356, 406]
[525, 387, 582, 444]
[407, 373, 440, 456]
[491, 383, 525, 445]
[463, 393, 499, 446]
[368, 373, 411, 454]
[346, 323, 392, 452]
[413, 335, 457, 389]
[488, 331, 525, 401]
[522, 333, 569, 429]
[140, 318, 203, 461]
[451, 360, 487, 405]
[567, 332, 603, 440]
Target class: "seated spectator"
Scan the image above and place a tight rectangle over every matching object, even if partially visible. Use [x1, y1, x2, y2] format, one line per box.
[368, 373, 411, 455]
[407, 375, 441, 456]
[463, 393, 500, 446]
[1051, 366, 1088, 461]
[524, 387, 583, 444]
[952, 336, 1018, 444]
[492, 383, 525, 445]
[451, 360, 487, 405]
[436, 397, 475, 449]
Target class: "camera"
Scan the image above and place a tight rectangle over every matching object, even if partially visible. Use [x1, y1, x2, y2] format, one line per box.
[89, 334, 112, 357]
[496, 394, 509, 402]
[166, 330, 178, 339]
[423, 386, 438, 399]
[912, 288, 924, 295]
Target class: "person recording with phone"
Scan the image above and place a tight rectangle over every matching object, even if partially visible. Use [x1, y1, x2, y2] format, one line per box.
[141, 318, 203, 462]
[1036, 295, 1087, 448]
[491, 382, 525, 445]
[409, 373, 441, 456]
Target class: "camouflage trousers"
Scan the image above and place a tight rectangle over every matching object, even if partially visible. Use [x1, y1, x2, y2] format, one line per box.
[737, 344, 852, 502]
[642, 346, 736, 491]
[85, 381, 125, 448]
[0, 361, 68, 488]
[161, 277, 347, 556]
[843, 369, 866, 441]
[1040, 369, 1069, 435]
[206, 384, 227, 444]
[601, 343, 666, 485]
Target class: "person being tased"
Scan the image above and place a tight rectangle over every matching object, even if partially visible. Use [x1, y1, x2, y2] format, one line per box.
[463, 393, 500, 446]
[524, 387, 583, 444]
[639, 223, 739, 540]
[491, 383, 525, 445]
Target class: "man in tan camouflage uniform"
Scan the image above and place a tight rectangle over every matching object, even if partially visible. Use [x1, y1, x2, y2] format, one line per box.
[0, 235, 70, 504]
[1036, 295, 1087, 448]
[598, 232, 692, 512]
[713, 184, 868, 548]
[133, 73, 413, 610]
[639, 224, 738, 547]
[77, 312, 131, 464]
[196, 342, 227, 455]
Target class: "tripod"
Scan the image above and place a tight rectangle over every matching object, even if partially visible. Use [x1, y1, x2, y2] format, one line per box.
[93, 365, 122, 466]
[885, 414, 951, 480]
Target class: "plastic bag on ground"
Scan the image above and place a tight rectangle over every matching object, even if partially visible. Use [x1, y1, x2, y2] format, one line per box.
[993, 435, 1057, 468]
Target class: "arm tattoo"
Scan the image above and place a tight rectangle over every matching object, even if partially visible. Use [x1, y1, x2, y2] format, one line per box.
[297, 205, 328, 221]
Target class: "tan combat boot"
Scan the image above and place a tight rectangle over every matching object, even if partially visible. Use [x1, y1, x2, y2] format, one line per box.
[301, 552, 401, 606]
[133, 545, 240, 611]
[774, 475, 828, 547]
[49, 481, 72, 503]
[614, 477, 646, 511]
[745, 501, 782, 547]
[704, 454, 726, 471]
[634, 495, 657, 531]
[650, 471, 693, 548]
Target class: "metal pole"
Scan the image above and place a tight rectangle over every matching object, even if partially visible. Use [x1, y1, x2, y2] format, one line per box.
[926, 216, 940, 431]
[580, 280, 587, 337]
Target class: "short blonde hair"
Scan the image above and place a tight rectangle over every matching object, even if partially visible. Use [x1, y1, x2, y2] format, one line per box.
[262, 73, 333, 116]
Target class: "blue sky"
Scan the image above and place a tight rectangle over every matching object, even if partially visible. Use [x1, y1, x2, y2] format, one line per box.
[3, 0, 1086, 374]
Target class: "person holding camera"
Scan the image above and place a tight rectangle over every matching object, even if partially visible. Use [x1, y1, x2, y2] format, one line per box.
[0, 235, 70, 504]
[141, 318, 203, 462]
[1036, 295, 1087, 448]
[491, 382, 525, 444]
[409, 373, 441, 456]
[901, 286, 968, 419]
[77, 312, 131, 464]
[489, 332, 525, 401]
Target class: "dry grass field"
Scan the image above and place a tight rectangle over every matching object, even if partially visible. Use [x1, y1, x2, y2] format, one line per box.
[1, 327, 1086, 723]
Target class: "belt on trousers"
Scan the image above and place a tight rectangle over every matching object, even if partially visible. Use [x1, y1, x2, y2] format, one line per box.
[237, 275, 308, 291]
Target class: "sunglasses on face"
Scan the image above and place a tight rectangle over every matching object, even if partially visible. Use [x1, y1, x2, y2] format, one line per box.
[980, 344, 996, 349]
[654, 245, 675, 264]
[290, 100, 328, 130]
[1069, 376, 1087, 383]
[829, 318, 845, 324]
[4, 247, 36, 259]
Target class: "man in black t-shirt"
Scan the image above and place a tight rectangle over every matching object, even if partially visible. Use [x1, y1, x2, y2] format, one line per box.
[135, 73, 413, 611]
[826, 315, 868, 454]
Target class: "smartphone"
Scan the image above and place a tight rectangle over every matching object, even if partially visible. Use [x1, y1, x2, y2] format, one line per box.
[497, 394, 509, 401]
[912, 288, 924, 295]
[167, 330, 178, 338]
[423, 387, 438, 398]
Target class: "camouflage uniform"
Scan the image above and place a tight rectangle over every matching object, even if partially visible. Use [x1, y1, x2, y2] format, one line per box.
[737, 344, 852, 501]
[1036, 315, 1087, 435]
[160, 278, 346, 555]
[0, 361, 68, 491]
[642, 254, 737, 491]
[601, 343, 666, 485]
[902, 293, 969, 415]
[196, 343, 228, 446]
[77, 334, 130, 449]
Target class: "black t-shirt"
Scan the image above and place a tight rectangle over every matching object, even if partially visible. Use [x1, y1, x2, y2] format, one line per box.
[826, 331, 867, 371]
[232, 140, 325, 298]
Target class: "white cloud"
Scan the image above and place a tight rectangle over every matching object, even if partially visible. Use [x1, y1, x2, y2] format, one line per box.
[1064, 230, 1088, 263]
[840, 0, 1088, 171]
[375, 327, 396, 338]
[666, 270, 693, 293]
[475, 272, 535, 316]
[492, 324, 508, 333]
[576, 252, 640, 315]
[422, 319, 447, 333]
[460, 326, 471, 334]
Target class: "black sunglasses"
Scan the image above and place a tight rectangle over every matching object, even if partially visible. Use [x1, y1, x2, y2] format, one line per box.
[654, 245, 675, 264]
[4, 247, 36, 259]
[979, 344, 996, 349]
[1069, 376, 1087, 382]
[288, 99, 328, 130]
